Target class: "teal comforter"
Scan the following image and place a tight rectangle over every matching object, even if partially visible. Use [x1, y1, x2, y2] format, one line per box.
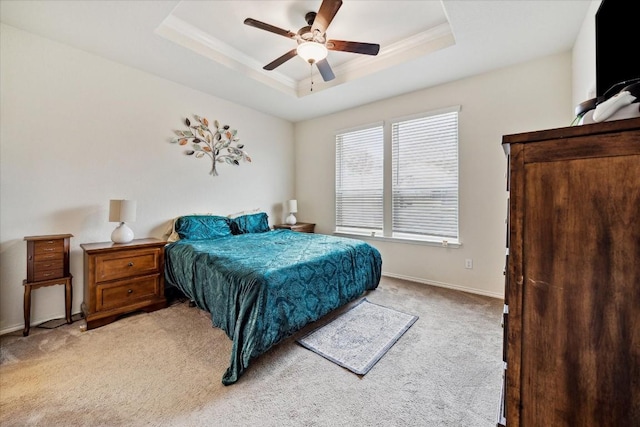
[164, 229, 382, 385]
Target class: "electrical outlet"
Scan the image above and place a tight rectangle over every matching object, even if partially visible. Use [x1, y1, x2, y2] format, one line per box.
[465, 259, 473, 269]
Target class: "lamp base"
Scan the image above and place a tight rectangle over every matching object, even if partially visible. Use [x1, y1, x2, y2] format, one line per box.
[111, 222, 134, 243]
[285, 213, 297, 225]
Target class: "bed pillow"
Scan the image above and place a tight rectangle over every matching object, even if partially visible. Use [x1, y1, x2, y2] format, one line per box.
[230, 212, 270, 234]
[227, 208, 262, 219]
[163, 218, 180, 242]
[174, 215, 233, 240]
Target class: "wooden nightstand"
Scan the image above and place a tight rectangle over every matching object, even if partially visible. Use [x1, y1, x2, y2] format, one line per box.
[273, 222, 315, 233]
[80, 238, 166, 330]
[23, 234, 73, 336]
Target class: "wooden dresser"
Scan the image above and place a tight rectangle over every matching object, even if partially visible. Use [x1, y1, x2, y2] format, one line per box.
[81, 238, 166, 330]
[498, 117, 640, 426]
[23, 234, 73, 336]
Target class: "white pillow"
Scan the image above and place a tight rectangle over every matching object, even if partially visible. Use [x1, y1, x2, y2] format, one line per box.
[227, 208, 262, 219]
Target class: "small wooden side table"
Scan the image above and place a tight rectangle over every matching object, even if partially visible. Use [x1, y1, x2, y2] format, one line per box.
[273, 222, 316, 233]
[23, 234, 73, 336]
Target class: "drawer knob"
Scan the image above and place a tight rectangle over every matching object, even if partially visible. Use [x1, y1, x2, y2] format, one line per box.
[127, 289, 133, 294]
[127, 262, 134, 267]
[44, 248, 55, 252]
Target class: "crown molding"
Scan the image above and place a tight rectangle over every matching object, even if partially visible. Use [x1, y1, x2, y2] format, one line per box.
[156, 16, 454, 98]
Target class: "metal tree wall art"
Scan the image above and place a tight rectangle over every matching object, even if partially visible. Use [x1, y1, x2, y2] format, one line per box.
[171, 115, 251, 176]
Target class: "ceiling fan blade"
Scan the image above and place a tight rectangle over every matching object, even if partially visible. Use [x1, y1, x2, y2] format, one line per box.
[327, 40, 380, 56]
[316, 58, 335, 82]
[311, 0, 343, 35]
[244, 18, 296, 39]
[263, 49, 298, 70]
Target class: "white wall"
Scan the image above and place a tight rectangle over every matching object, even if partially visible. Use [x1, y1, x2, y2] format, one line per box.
[2, 3, 601, 332]
[572, 0, 601, 108]
[0, 24, 295, 334]
[295, 53, 574, 298]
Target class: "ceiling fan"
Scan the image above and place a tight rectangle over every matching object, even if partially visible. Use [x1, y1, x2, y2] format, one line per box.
[244, 0, 380, 82]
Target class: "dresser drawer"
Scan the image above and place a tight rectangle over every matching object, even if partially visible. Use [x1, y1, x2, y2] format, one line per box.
[33, 251, 64, 262]
[96, 275, 160, 311]
[94, 248, 161, 283]
[32, 259, 65, 281]
[34, 259, 64, 271]
[33, 239, 64, 257]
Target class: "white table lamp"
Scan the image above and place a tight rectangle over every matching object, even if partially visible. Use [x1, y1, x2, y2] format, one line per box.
[285, 199, 298, 225]
[109, 199, 136, 243]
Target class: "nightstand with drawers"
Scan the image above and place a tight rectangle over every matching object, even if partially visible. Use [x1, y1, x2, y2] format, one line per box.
[273, 222, 316, 233]
[80, 238, 167, 330]
[23, 234, 73, 336]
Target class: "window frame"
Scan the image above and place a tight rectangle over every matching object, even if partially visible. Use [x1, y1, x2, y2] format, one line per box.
[335, 122, 384, 235]
[334, 106, 461, 247]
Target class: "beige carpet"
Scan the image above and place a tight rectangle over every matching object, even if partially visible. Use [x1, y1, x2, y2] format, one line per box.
[0, 277, 503, 426]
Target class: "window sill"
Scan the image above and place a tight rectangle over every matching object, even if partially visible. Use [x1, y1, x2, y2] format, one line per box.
[333, 230, 461, 248]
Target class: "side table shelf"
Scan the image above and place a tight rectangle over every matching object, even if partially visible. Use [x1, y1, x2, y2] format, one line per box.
[23, 234, 73, 337]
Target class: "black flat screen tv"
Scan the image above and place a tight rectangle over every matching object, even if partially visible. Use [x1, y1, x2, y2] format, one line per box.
[595, 0, 640, 100]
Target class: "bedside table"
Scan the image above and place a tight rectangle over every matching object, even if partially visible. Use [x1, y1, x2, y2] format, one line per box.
[80, 238, 167, 330]
[23, 234, 73, 336]
[273, 222, 315, 233]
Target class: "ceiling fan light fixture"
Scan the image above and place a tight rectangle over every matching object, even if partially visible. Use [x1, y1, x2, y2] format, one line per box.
[296, 41, 328, 63]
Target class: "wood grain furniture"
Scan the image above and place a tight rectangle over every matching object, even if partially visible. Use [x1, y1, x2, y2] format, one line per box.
[273, 222, 315, 233]
[23, 234, 73, 336]
[81, 238, 166, 330]
[498, 117, 640, 426]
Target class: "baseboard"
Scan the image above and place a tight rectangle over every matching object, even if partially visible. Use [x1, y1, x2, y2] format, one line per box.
[0, 311, 84, 336]
[381, 272, 504, 300]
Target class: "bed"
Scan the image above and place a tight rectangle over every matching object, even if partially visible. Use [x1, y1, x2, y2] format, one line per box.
[163, 213, 382, 385]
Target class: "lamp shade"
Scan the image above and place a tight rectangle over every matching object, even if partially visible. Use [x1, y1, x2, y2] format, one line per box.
[286, 199, 298, 214]
[109, 199, 136, 223]
[296, 42, 328, 63]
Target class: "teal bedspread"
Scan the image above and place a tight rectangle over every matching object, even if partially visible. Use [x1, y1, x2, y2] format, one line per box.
[164, 229, 382, 385]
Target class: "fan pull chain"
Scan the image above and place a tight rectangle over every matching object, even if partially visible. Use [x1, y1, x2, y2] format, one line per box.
[310, 63, 314, 92]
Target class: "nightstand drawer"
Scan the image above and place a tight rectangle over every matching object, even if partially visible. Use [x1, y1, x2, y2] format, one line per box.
[95, 248, 161, 283]
[33, 239, 64, 257]
[33, 252, 64, 263]
[97, 275, 160, 311]
[34, 238, 64, 252]
[34, 259, 64, 270]
[32, 260, 65, 281]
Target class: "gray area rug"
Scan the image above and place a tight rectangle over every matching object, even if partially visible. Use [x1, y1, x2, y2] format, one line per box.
[298, 298, 418, 375]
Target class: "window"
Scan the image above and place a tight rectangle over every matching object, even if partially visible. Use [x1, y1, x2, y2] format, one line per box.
[335, 125, 384, 234]
[335, 107, 459, 244]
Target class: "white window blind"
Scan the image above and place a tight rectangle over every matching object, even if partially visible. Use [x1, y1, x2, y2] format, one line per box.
[391, 111, 459, 240]
[335, 125, 384, 232]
